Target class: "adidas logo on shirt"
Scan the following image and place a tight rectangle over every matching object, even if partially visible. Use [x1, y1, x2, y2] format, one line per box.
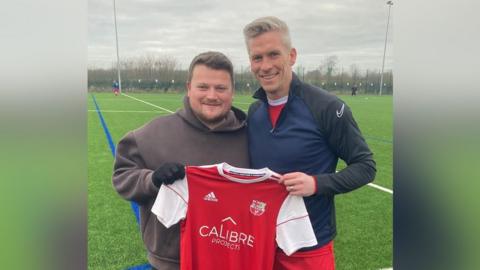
[203, 192, 218, 202]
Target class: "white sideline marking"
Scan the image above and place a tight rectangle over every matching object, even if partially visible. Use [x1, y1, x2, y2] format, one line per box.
[368, 183, 393, 194]
[88, 110, 167, 113]
[336, 170, 393, 194]
[379, 268, 393, 270]
[122, 93, 174, 113]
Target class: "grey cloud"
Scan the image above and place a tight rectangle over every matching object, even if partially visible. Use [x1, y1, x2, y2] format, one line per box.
[89, 0, 393, 71]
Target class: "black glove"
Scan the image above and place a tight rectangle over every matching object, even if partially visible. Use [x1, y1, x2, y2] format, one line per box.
[152, 162, 185, 188]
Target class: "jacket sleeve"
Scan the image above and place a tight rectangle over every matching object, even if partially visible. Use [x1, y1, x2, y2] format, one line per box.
[112, 131, 159, 205]
[314, 100, 376, 195]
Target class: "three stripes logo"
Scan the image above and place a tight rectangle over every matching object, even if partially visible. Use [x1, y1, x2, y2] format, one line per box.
[203, 192, 218, 202]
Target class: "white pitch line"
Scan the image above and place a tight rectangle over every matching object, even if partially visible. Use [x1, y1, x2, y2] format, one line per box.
[368, 183, 393, 194]
[88, 110, 167, 113]
[335, 170, 392, 194]
[122, 93, 175, 113]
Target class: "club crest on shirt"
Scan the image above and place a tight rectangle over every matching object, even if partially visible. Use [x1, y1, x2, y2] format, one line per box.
[250, 200, 266, 216]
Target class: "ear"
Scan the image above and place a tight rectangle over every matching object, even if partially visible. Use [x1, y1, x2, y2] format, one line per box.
[186, 82, 191, 97]
[289, 48, 297, 66]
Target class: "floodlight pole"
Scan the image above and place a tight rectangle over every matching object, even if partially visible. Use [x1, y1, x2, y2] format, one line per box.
[379, 0, 393, 96]
[113, 0, 122, 93]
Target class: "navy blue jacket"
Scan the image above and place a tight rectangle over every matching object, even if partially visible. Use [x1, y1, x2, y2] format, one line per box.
[248, 73, 376, 249]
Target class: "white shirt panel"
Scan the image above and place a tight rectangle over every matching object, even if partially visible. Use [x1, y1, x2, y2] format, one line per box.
[276, 195, 318, 255]
[151, 176, 189, 228]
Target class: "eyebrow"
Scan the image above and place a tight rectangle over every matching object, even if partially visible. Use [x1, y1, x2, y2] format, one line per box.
[195, 82, 229, 88]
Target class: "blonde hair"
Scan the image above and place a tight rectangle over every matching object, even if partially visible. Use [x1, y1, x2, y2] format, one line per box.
[243, 16, 292, 50]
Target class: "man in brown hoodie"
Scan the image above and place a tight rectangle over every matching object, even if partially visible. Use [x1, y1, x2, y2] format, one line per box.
[112, 51, 249, 269]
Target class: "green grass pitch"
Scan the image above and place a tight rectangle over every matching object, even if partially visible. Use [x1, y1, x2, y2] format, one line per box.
[88, 92, 392, 270]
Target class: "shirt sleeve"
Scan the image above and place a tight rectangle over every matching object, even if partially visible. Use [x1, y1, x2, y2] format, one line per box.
[315, 99, 376, 195]
[276, 195, 318, 255]
[151, 176, 189, 228]
[112, 131, 160, 204]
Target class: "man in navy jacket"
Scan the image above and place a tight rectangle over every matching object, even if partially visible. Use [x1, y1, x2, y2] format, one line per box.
[243, 16, 376, 269]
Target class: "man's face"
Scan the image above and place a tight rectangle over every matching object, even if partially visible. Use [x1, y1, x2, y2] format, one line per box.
[247, 31, 297, 99]
[187, 65, 233, 127]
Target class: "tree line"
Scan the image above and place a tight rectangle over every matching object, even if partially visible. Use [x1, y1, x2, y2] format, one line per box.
[88, 54, 392, 95]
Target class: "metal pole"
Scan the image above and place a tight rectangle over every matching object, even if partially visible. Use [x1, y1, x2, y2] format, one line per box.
[379, 1, 393, 96]
[113, 0, 122, 93]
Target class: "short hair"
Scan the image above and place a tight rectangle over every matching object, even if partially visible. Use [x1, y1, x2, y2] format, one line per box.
[243, 16, 292, 51]
[187, 51, 234, 87]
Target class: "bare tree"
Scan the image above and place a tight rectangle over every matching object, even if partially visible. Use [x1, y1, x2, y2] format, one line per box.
[87, 53, 393, 94]
[295, 65, 306, 81]
[321, 55, 339, 78]
[349, 64, 360, 85]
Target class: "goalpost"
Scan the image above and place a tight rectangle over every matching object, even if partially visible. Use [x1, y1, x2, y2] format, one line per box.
[113, 0, 122, 93]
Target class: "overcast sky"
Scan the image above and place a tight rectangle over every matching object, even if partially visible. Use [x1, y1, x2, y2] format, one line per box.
[88, 0, 394, 72]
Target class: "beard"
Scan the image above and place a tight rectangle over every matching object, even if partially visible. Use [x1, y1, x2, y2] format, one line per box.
[194, 107, 230, 128]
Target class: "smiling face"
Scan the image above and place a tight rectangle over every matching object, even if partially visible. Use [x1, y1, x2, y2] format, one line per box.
[247, 31, 297, 99]
[187, 64, 233, 128]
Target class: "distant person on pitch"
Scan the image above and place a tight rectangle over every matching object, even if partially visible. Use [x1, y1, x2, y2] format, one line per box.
[112, 51, 249, 270]
[351, 85, 358, 96]
[112, 80, 120, 96]
[243, 16, 376, 270]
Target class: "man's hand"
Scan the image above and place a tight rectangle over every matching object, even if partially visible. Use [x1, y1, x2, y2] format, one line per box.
[152, 162, 185, 188]
[279, 172, 316, 196]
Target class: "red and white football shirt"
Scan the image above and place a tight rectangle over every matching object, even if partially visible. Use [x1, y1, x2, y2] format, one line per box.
[151, 163, 317, 270]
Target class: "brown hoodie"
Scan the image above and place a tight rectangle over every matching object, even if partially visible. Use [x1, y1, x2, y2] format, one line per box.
[112, 97, 249, 269]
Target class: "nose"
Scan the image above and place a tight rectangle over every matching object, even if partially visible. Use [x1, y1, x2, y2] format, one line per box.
[205, 87, 218, 100]
[260, 59, 273, 72]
